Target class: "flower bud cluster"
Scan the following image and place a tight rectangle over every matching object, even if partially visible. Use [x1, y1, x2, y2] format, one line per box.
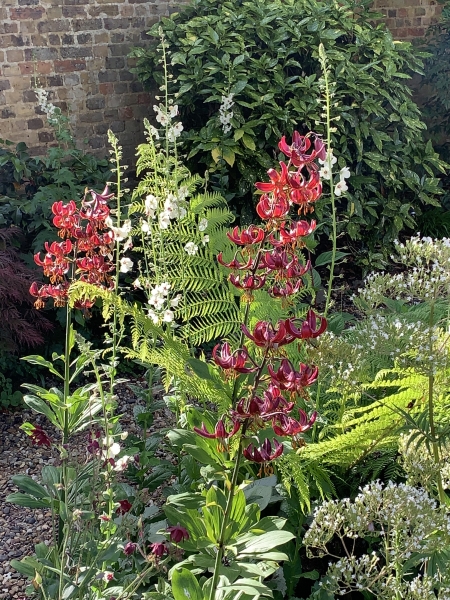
[30, 187, 117, 312]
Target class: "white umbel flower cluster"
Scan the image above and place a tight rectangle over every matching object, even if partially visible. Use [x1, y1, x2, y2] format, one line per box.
[219, 93, 234, 134]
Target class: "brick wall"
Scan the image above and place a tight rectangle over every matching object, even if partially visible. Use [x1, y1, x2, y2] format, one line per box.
[0, 0, 187, 162]
[0, 0, 443, 164]
[372, 0, 443, 39]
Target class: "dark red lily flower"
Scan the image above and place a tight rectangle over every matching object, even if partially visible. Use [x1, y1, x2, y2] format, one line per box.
[229, 273, 266, 292]
[34, 240, 73, 283]
[286, 310, 327, 340]
[241, 319, 295, 349]
[194, 419, 241, 441]
[217, 253, 253, 270]
[256, 194, 290, 220]
[273, 410, 317, 436]
[289, 167, 322, 211]
[116, 499, 132, 515]
[261, 248, 296, 272]
[243, 438, 283, 463]
[29, 424, 52, 447]
[123, 542, 137, 556]
[269, 220, 317, 247]
[268, 280, 303, 298]
[149, 542, 169, 559]
[268, 359, 319, 392]
[255, 162, 290, 200]
[166, 524, 189, 544]
[52, 200, 79, 238]
[278, 131, 326, 167]
[213, 343, 256, 373]
[227, 225, 265, 246]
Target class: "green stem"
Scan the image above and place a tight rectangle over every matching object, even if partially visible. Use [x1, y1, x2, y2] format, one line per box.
[319, 46, 337, 320]
[111, 137, 122, 390]
[208, 425, 247, 600]
[428, 299, 445, 503]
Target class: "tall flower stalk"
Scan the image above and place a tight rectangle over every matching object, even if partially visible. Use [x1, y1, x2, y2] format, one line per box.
[193, 132, 328, 598]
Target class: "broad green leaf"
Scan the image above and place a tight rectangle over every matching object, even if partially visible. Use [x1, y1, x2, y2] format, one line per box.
[6, 492, 51, 508]
[314, 251, 349, 267]
[236, 530, 294, 556]
[21, 355, 63, 379]
[172, 568, 203, 600]
[11, 475, 49, 499]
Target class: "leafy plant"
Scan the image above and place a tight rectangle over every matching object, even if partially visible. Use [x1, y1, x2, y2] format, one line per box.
[131, 0, 447, 257]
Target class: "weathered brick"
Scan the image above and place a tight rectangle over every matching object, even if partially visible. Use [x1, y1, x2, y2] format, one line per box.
[110, 120, 125, 133]
[27, 117, 44, 129]
[119, 106, 133, 120]
[99, 82, 114, 95]
[54, 59, 86, 73]
[47, 75, 64, 87]
[104, 18, 131, 30]
[120, 70, 134, 82]
[130, 81, 143, 93]
[62, 5, 87, 17]
[0, 23, 19, 34]
[89, 5, 119, 17]
[1, 108, 15, 118]
[38, 20, 70, 33]
[38, 130, 54, 142]
[105, 57, 125, 70]
[24, 47, 58, 61]
[88, 136, 105, 149]
[0, 80, 11, 91]
[77, 33, 92, 44]
[111, 32, 125, 43]
[72, 19, 103, 32]
[86, 96, 105, 110]
[10, 6, 44, 19]
[60, 46, 93, 59]
[114, 82, 128, 94]
[19, 0, 39, 5]
[23, 89, 37, 102]
[95, 122, 109, 135]
[48, 34, 61, 45]
[98, 70, 117, 83]
[64, 73, 80, 86]
[6, 49, 24, 62]
[80, 111, 104, 123]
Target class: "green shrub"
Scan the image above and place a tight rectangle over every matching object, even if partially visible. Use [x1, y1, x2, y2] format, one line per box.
[132, 0, 447, 254]
[0, 138, 111, 253]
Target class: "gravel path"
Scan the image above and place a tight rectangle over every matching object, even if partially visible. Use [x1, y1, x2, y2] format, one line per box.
[0, 383, 174, 600]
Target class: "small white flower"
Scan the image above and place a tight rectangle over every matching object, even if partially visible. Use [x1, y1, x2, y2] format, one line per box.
[109, 219, 132, 242]
[169, 104, 179, 118]
[145, 194, 158, 217]
[132, 278, 143, 289]
[120, 257, 133, 273]
[159, 213, 171, 229]
[102, 571, 114, 583]
[202, 234, 209, 246]
[162, 309, 174, 322]
[147, 309, 159, 324]
[148, 125, 159, 139]
[141, 220, 150, 234]
[334, 180, 348, 197]
[123, 237, 133, 252]
[184, 242, 198, 256]
[318, 150, 337, 167]
[340, 166, 351, 179]
[199, 218, 208, 232]
[120, 431, 128, 440]
[319, 165, 332, 180]
[114, 455, 131, 471]
[170, 294, 182, 308]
